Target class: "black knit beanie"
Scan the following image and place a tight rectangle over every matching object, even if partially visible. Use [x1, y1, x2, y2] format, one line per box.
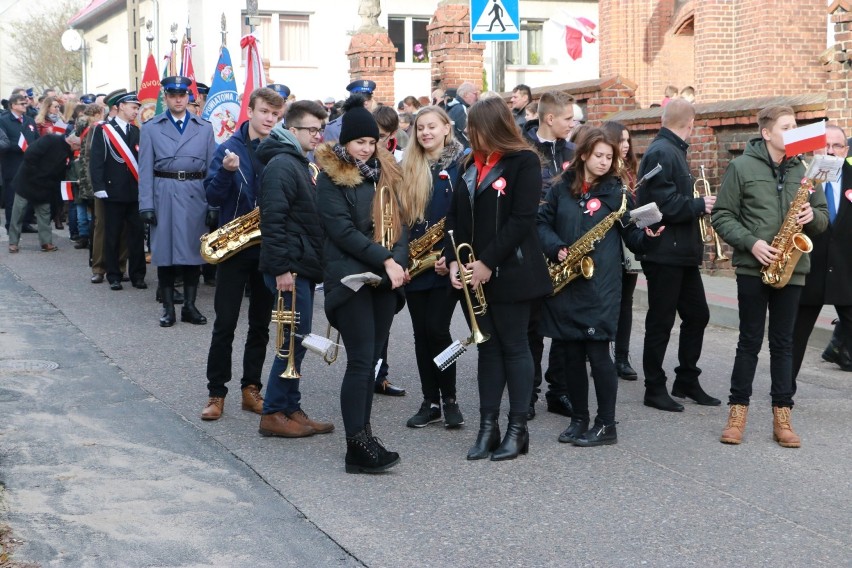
[339, 95, 380, 145]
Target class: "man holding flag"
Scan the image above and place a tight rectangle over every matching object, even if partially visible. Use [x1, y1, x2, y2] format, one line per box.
[89, 92, 147, 291]
[712, 107, 829, 448]
[0, 93, 39, 231]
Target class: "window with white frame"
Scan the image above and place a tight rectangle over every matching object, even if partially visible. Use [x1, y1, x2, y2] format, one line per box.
[507, 20, 544, 66]
[241, 12, 311, 63]
[388, 15, 429, 64]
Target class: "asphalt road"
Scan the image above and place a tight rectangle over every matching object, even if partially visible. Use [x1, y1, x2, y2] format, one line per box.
[1, 234, 850, 567]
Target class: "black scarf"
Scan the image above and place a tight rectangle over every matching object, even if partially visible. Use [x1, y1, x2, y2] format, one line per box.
[333, 143, 381, 182]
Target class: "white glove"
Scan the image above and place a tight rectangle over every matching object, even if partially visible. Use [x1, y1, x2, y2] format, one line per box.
[94, 191, 108, 199]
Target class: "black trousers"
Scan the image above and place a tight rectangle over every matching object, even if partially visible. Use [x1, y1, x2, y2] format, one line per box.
[474, 300, 534, 415]
[558, 339, 618, 426]
[103, 200, 145, 284]
[641, 262, 709, 389]
[157, 265, 200, 288]
[205, 250, 273, 397]
[334, 286, 397, 436]
[728, 275, 801, 407]
[407, 287, 457, 403]
[615, 271, 639, 359]
[792, 304, 852, 389]
[529, 301, 568, 403]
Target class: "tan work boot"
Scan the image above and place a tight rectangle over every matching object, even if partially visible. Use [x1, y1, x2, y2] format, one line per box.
[772, 406, 801, 448]
[241, 385, 264, 414]
[201, 397, 225, 421]
[720, 404, 748, 444]
[288, 408, 335, 434]
[258, 412, 315, 438]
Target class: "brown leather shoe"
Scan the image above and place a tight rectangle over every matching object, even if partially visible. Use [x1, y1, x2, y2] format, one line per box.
[288, 408, 335, 434]
[720, 404, 748, 444]
[241, 385, 264, 414]
[258, 412, 314, 438]
[201, 397, 225, 421]
[772, 406, 801, 448]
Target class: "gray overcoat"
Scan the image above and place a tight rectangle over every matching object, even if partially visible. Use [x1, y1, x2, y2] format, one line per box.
[139, 112, 216, 266]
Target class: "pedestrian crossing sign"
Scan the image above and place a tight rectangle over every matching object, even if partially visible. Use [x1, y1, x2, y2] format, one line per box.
[471, 0, 520, 41]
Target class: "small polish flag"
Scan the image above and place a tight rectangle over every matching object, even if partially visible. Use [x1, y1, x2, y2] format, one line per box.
[783, 121, 826, 158]
[60, 181, 76, 201]
[18, 132, 27, 152]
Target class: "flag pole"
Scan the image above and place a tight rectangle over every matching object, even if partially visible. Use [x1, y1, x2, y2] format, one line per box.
[169, 23, 178, 76]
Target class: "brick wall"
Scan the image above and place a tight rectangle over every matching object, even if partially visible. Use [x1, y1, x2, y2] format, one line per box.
[347, 33, 397, 106]
[427, 0, 484, 90]
[825, 1, 852, 133]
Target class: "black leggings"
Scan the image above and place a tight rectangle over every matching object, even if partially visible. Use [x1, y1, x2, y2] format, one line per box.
[474, 300, 534, 415]
[615, 272, 638, 359]
[157, 265, 201, 288]
[407, 287, 457, 403]
[557, 339, 618, 426]
[333, 286, 397, 436]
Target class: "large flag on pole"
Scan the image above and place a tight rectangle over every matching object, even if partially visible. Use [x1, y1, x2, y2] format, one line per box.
[237, 33, 266, 128]
[154, 54, 171, 116]
[138, 52, 160, 123]
[180, 39, 200, 103]
[203, 46, 240, 144]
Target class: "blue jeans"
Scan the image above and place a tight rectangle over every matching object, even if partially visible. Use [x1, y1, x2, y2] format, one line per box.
[76, 203, 92, 237]
[262, 274, 315, 414]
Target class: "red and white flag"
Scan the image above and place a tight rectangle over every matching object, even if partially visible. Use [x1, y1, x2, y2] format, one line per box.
[783, 121, 826, 158]
[18, 132, 28, 152]
[60, 181, 76, 201]
[237, 33, 266, 128]
[549, 14, 597, 60]
[181, 41, 200, 104]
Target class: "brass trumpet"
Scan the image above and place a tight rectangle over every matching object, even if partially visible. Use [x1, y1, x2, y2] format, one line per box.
[272, 274, 300, 379]
[449, 230, 488, 341]
[694, 165, 729, 262]
[379, 185, 394, 250]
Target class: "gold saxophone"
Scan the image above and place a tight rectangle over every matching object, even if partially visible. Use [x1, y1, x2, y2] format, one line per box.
[760, 176, 815, 289]
[200, 163, 321, 264]
[408, 217, 445, 278]
[548, 191, 628, 295]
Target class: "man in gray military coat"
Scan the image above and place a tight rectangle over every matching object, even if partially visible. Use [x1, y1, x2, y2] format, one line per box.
[139, 75, 217, 327]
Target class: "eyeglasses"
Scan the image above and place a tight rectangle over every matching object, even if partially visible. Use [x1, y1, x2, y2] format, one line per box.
[291, 126, 324, 136]
[826, 143, 847, 151]
[378, 132, 392, 142]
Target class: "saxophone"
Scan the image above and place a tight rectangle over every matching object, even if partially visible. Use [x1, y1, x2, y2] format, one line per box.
[759, 177, 815, 289]
[200, 207, 261, 264]
[408, 217, 445, 278]
[548, 191, 628, 295]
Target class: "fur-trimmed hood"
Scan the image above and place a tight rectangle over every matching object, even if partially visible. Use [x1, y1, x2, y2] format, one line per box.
[314, 142, 400, 188]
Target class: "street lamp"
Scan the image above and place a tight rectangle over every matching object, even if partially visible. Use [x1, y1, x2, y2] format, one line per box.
[61, 28, 87, 93]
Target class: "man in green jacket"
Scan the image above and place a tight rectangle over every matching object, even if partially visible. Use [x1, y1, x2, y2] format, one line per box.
[712, 105, 828, 448]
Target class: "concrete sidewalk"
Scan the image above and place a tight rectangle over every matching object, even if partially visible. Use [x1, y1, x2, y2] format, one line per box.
[1, 227, 851, 567]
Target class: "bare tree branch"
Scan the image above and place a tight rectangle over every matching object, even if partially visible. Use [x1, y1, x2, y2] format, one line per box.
[5, 0, 86, 93]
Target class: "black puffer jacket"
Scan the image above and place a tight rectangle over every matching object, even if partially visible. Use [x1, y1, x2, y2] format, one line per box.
[537, 171, 651, 341]
[636, 127, 706, 266]
[256, 128, 323, 283]
[314, 143, 409, 317]
[523, 119, 576, 199]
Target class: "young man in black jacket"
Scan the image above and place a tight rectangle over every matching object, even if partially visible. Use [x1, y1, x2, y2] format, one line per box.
[637, 98, 720, 412]
[200, 88, 285, 421]
[255, 100, 334, 438]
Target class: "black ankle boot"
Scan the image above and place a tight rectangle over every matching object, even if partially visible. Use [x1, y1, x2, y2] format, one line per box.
[671, 380, 721, 406]
[490, 413, 529, 461]
[572, 420, 618, 447]
[615, 357, 638, 380]
[644, 386, 684, 412]
[558, 416, 590, 444]
[364, 423, 399, 463]
[466, 412, 500, 460]
[159, 286, 176, 327]
[181, 284, 207, 324]
[345, 429, 400, 474]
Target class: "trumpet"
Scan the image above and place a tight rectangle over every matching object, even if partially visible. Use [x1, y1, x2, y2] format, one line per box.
[694, 165, 729, 262]
[272, 274, 300, 379]
[379, 185, 394, 250]
[433, 230, 489, 370]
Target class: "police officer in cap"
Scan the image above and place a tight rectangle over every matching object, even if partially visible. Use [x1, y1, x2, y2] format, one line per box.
[322, 80, 376, 144]
[139, 75, 217, 327]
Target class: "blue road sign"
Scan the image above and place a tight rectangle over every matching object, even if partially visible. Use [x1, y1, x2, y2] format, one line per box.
[471, 0, 520, 42]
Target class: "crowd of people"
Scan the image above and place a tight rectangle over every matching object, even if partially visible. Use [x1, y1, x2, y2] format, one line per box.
[1, 74, 847, 473]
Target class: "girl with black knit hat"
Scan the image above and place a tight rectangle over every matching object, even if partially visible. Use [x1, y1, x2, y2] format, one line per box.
[315, 95, 412, 473]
